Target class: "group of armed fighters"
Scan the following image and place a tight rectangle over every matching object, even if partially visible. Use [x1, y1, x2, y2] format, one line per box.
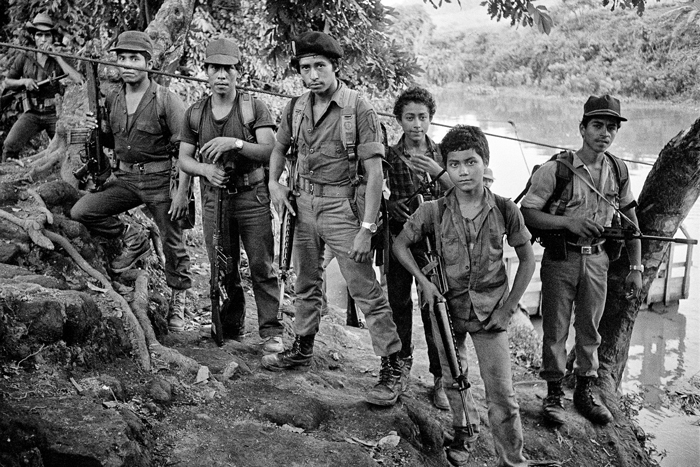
[7, 13, 672, 467]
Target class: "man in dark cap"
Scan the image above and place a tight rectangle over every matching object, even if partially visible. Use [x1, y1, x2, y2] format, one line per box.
[71, 30, 192, 332]
[263, 31, 404, 407]
[521, 94, 643, 425]
[177, 38, 284, 354]
[2, 12, 83, 161]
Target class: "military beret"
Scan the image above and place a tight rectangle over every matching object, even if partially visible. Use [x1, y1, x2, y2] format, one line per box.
[292, 31, 343, 60]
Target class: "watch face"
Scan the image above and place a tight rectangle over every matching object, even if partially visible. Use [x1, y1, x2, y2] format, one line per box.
[235, 139, 243, 149]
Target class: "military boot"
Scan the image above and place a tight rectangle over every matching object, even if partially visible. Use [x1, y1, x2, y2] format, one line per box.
[573, 376, 613, 424]
[399, 354, 413, 393]
[111, 225, 151, 273]
[261, 335, 314, 371]
[433, 376, 450, 411]
[366, 352, 403, 406]
[542, 379, 566, 424]
[168, 289, 187, 332]
[446, 426, 476, 467]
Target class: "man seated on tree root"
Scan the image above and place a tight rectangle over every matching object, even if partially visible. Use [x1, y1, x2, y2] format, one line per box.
[70, 31, 192, 332]
[177, 38, 284, 354]
[2, 12, 83, 162]
[521, 94, 643, 426]
[263, 31, 404, 407]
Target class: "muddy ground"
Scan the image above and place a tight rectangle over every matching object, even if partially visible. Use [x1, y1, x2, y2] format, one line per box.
[0, 163, 659, 467]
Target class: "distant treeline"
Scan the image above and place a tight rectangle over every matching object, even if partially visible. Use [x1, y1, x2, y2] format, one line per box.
[417, 1, 700, 101]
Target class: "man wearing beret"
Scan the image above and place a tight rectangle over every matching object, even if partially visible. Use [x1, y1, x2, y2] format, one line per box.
[2, 12, 83, 161]
[71, 31, 192, 332]
[521, 94, 643, 425]
[177, 38, 284, 353]
[263, 31, 404, 406]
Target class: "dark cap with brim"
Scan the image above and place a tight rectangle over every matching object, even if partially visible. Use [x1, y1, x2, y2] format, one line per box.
[26, 13, 56, 34]
[109, 31, 154, 57]
[583, 94, 627, 122]
[204, 38, 240, 66]
[292, 32, 343, 60]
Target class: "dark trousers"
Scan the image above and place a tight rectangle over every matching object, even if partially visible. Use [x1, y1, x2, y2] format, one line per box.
[70, 169, 191, 290]
[388, 240, 442, 377]
[2, 111, 57, 161]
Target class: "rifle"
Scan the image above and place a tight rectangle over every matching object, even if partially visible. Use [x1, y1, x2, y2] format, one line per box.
[278, 152, 299, 320]
[419, 193, 474, 437]
[72, 62, 110, 191]
[210, 174, 234, 346]
[602, 227, 697, 245]
[1, 73, 68, 114]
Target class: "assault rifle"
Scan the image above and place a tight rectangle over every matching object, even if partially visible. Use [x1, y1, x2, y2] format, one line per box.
[603, 227, 697, 245]
[72, 62, 110, 191]
[210, 174, 234, 346]
[278, 158, 298, 321]
[0, 73, 67, 113]
[419, 194, 474, 437]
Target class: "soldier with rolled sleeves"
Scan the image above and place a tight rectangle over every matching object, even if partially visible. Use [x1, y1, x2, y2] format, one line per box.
[2, 12, 83, 161]
[177, 38, 284, 353]
[70, 31, 192, 331]
[263, 31, 404, 406]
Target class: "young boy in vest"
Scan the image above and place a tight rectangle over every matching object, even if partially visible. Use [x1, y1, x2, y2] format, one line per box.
[71, 31, 192, 330]
[521, 95, 642, 425]
[386, 87, 452, 409]
[264, 31, 403, 407]
[177, 38, 284, 353]
[392, 125, 534, 467]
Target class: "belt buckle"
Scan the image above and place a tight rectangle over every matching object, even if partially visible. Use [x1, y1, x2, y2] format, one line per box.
[308, 182, 314, 194]
[136, 162, 146, 174]
[581, 245, 592, 255]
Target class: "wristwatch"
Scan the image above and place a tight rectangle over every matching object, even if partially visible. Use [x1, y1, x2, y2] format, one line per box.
[234, 138, 244, 150]
[629, 264, 644, 273]
[361, 222, 378, 234]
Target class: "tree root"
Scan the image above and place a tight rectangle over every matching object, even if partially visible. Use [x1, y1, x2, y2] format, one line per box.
[26, 188, 54, 225]
[0, 209, 53, 250]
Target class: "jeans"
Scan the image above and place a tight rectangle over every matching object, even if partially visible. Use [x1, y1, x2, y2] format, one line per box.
[70, 169, 192, 290]
[293, 190, 401, 357]
[540, 248, 609, 381]
[2, 111, 57, 160]
[430, 303, 527, 467]
[387, 241, 441, 376]
[201, 183, 282, 339]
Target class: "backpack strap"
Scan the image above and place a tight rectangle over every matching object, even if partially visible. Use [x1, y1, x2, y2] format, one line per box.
[493, 194, 508, 226]
[290, 92, 310, 153]
[545, 150, 574, 216]
[430, 197, 448, 258]
[337, 87, 361, 185]
[236, 91, 256, 142]
[187, 96, 210, 148]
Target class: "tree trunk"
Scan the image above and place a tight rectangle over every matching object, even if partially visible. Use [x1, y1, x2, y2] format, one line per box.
[598, 116, 700, 391]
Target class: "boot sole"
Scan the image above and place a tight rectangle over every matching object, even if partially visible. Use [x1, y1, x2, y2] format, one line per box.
[261, 359, 312, 372]
[366, 394, 399, 407]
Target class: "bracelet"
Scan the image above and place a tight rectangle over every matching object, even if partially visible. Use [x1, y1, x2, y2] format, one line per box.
[629, 264, 644, 273]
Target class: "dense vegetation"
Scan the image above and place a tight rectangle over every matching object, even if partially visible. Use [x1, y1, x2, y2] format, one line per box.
[420, 0, 700, 101]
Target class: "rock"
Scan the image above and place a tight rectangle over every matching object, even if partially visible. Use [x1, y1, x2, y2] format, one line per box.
[148, 377, 172, 403]
[261, 395, 329, 431]
[16, 299, 64, 344]
[378, 433, 401, 448]
[222, 360, 239, 379]
[0, 242, 20, 264]
[98, 375, 126, 402]
[195, 365, 210, 383]
[0, 263, 33, 279]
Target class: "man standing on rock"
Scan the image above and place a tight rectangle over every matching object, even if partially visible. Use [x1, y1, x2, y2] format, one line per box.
[71, 31, 192, 332]
[263, 31, 403, 407]
[2, 12, 83, 162]
[177, 38, 284, 354]
[521, 94, 643, 425]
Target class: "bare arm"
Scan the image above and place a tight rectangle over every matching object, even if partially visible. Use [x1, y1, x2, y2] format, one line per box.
[521, 206, 604, 238]
[623, 207, 643, 295]
[392, 229, 442, 312]
[178, 141, 226, 187]
[349, 156, 383, 263]
[268, 140, 293, 217]
[200, 126, 276, 164]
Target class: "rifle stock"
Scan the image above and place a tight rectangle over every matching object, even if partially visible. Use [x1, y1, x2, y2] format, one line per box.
[72, 62, 110, 191]
[420, 194, 474, 437]
[210, 184, 233, 346]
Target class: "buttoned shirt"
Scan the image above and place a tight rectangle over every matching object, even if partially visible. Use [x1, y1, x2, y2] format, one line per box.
[520, 151, 635, 235]
[402, 187, 531, 321]
[276, 80, 384, 186]
[104, 80, 185, 163]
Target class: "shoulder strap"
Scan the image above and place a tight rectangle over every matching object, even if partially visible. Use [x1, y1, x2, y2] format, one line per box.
[430, 197, 448, 257]
[187, 96, 210, 147]
[493, 194, 508, 225]
[291, 92, 310, 146]
[154, 84, 170, 136]
[544, 150, 574, 216]
[237, 91, 256, 141]
[604, 151, 628, 193]
[338, 88, 361, 184]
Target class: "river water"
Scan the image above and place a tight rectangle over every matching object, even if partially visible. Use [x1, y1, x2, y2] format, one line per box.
[427, 86, 700, 466]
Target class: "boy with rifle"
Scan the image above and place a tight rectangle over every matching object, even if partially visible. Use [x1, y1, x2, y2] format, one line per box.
[385, 87, 452, 408]
[2, 12, 83, 161]
[392, 125, 534, 467]
[177, 38, 283, 352]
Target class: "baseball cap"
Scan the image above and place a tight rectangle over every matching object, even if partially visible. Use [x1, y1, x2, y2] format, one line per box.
[109, 31, 154, 58]
[583, 94, 627, 122]
[204, 38, 241, 66]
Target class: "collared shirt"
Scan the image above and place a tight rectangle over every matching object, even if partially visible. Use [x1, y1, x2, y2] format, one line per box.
[521, 151, 635, 233]
[387, 134, 444, 216]
[276, 80, 384, 186]
[104, 80, 185, 163]
[180, 93, 275, 175]
[402, 187, 531, 321]
[8, 52, 65, 101]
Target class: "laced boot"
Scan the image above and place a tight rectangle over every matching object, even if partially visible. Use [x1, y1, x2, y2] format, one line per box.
[399, 354, 413, 393]
[542, 379, 566, 424]
[446, 426, 476, 467]
[366, 352, 403, 406]
[168, 289, 187, 332]
[111, 225, 151, 273]
[261, 335, 314, 371]
[433, 376, 450, 411]
[573, 376, 613, 425]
